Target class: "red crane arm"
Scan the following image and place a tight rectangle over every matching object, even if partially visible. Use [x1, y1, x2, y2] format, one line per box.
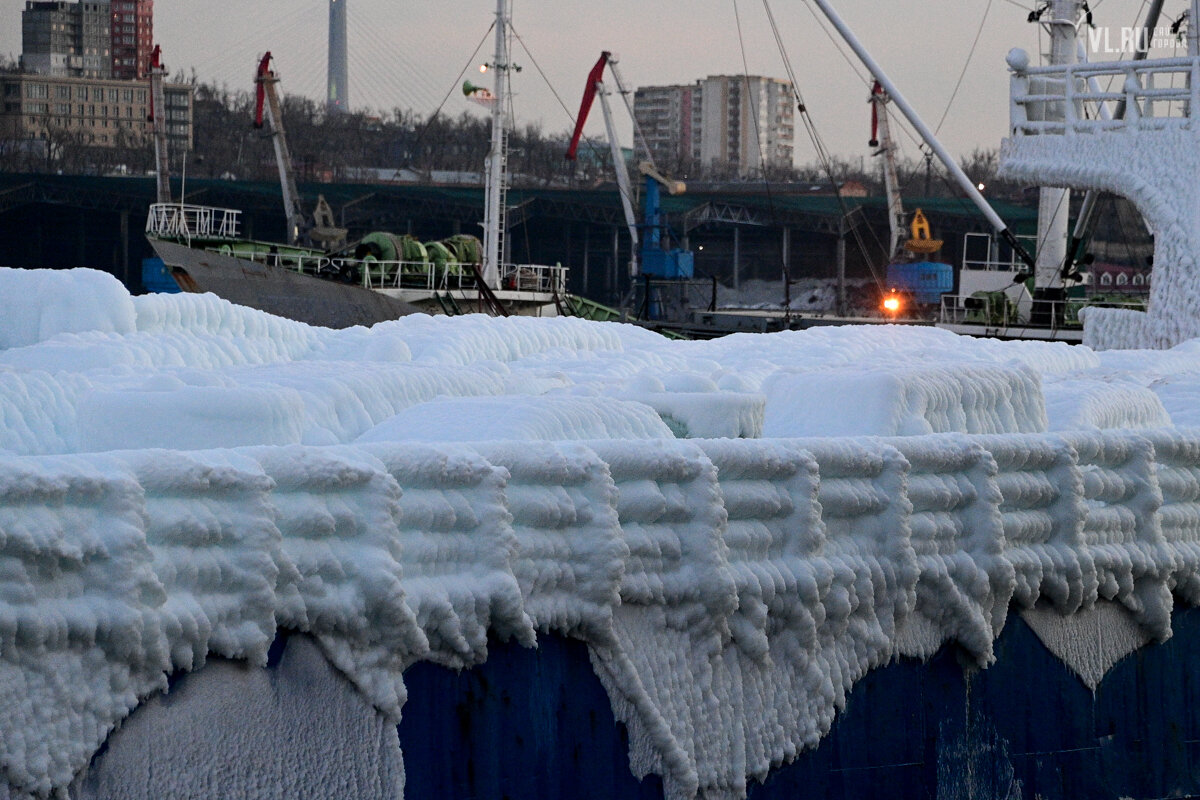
[147, 45, 162, 122]
[869, 80, 883, 147]
[565, 51, 611, 161]
[254, 52, 273, 130]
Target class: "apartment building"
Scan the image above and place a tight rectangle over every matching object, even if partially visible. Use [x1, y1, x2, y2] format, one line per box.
[20, 0, 154, 81]
[634, 75, 795, 176]
[20, 1, 113, 78]
[0, 72, 192, 151]
[110, 0, 153, 80]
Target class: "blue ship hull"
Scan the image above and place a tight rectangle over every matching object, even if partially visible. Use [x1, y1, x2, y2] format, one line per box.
[399, 605, 1200, 800]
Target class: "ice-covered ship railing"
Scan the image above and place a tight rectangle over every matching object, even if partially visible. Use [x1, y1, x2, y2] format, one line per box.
[1009, 51, 1200, 135]
[939, 292, 1145, 330]
[145, 203, 242, 243]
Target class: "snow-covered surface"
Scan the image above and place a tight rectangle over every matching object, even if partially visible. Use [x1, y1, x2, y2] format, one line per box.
[8, 271, 1200, 798]
[762, 362, 1046, 437]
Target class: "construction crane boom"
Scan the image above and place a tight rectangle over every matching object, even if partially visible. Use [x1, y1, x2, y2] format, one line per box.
[255, 53, 308, 246]
[147, 45, 171, 205]
[566, 52, 692, 282]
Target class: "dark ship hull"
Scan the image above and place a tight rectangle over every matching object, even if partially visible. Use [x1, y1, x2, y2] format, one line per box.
[149, 238, 424, 329]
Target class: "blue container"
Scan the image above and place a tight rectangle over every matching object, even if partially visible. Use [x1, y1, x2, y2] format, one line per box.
[141, 257, 180, 294]
[886, 261, 953, 305]
[641, 248, 694, 279]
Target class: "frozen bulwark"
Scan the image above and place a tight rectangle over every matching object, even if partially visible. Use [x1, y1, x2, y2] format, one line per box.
[5, 430, 1200, 799]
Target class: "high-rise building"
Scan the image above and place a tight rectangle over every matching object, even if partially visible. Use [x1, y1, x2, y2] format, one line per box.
[634, 75, 795, 177]
[633, 83, 701, 169]
[20, 1, 113, 79]
[109, 0, 152, 80]
[327, 0, 349, 114]
[0, 71, 192, 152]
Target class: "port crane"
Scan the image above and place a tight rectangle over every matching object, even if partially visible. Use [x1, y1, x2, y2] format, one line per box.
[147, 45, 171, 205]
[565, 51, 693, 282]
[253, 52, 347, 249]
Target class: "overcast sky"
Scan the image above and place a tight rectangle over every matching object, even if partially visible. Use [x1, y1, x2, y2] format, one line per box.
[2, 0, 1186, 166]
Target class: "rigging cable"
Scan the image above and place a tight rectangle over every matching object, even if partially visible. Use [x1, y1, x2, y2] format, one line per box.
[934, 0, 996, 135]
[765, 0, 887, 290]
[509, 27, 613, 172]
[732, 0, 789, 309]
[405, 23, 495, 169]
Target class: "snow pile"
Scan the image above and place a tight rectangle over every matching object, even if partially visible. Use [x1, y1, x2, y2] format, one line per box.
[1092, 341, 1200, 429]
[605, 372, 765, 439]
[1043, 377, 1172, 431]
[358, 395, 674, 443]
[0, 267, 134, 349]
[392, 312, 663, 366]
[715, 278, 859, 313]
[761, 363, 1046, 437]
[0, 370, 93, 455]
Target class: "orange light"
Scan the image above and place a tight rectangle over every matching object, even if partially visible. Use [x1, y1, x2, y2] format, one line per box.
[882, 294, 902, 314]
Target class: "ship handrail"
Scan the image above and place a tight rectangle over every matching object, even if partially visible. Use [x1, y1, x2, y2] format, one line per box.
[351, 258, 480, 291]
[180, 238, 569, 298]
[960, 231, 1037, 273]
[500, 262, 568, 295]
[211, 248, 486, 291]
[939, 292, 1146, 331]
[146, 203, 242, 243]
[1010, 54, 1200, 136]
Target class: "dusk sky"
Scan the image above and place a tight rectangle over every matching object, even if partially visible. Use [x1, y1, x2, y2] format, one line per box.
[2, 0, 1187, 166]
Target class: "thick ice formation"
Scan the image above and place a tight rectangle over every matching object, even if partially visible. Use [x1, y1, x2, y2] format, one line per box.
[1042, 377, 1172, 431]
[0, 267, 135, 349]
[6, 430, 1200, 799]
[761, 362, 1046, 437]
[356, 395, 675, 443]
[1000, 122, 1200, 350]
[8, 272, 1200, 798]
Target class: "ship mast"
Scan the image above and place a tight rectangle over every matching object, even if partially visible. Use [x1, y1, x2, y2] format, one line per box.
[1033, 0, 1083, 291]
[482, 0, 512, 290]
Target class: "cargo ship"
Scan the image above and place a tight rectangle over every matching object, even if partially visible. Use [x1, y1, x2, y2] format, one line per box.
[144, 43, 567, 327]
